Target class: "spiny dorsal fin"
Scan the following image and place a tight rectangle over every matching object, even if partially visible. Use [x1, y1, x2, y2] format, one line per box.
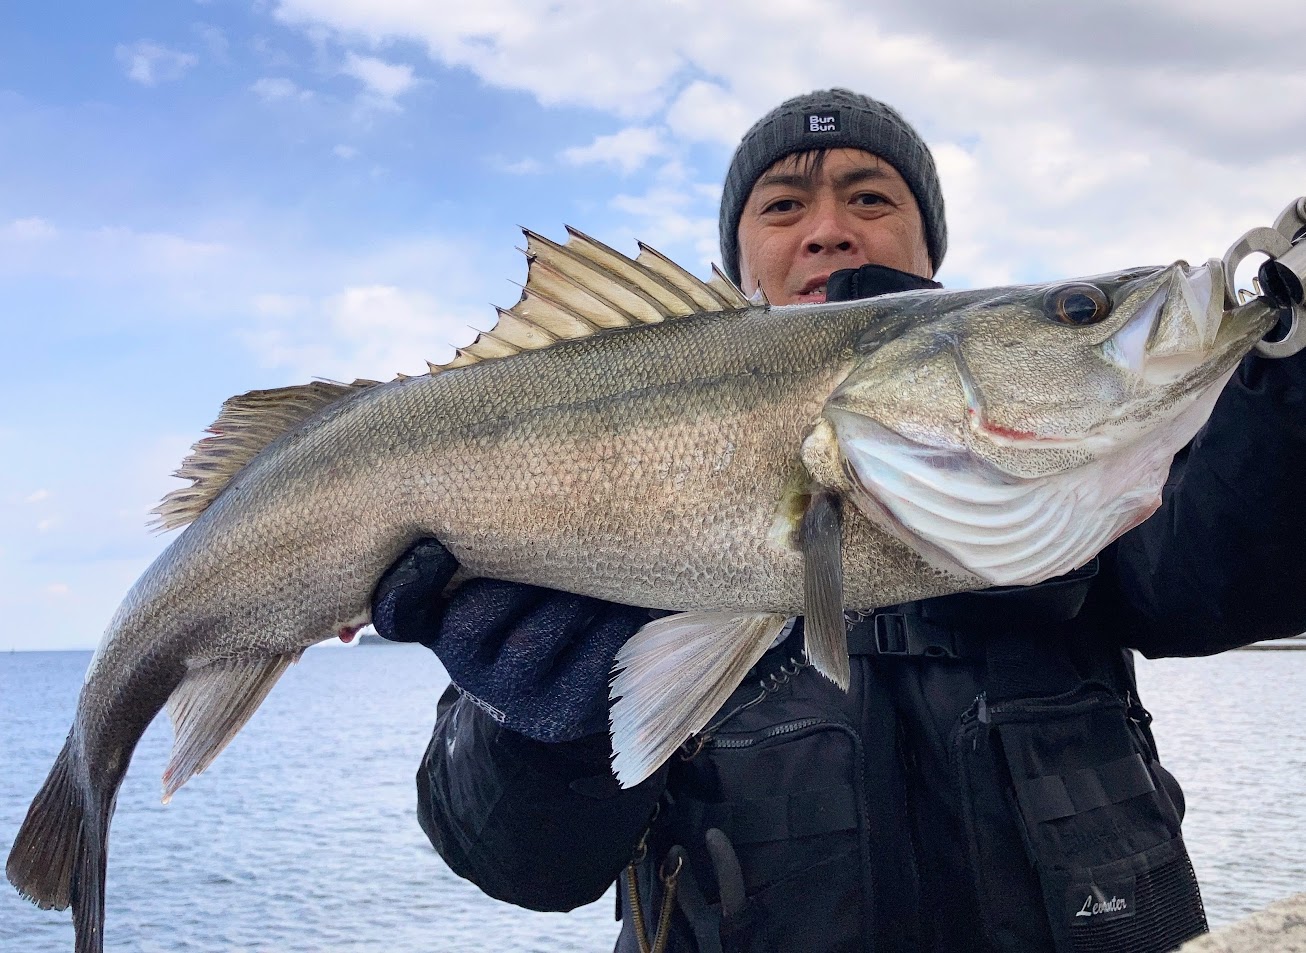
[428, 228, 753, 375]
[709, 265, 751, 309]
[151, 379, 377, 531]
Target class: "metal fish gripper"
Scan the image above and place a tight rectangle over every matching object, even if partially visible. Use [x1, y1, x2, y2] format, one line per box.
[1222, 196, 1306, 358]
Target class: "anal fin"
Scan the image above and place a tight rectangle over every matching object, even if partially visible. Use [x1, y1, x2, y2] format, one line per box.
[802, 490, 850, 689]
[162, 652, 303, 803]
[609, 611, 787, 787]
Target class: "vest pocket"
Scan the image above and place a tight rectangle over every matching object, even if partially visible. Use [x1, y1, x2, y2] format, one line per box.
[663, 719, 872, 953]
[954, 683, 1207, 953]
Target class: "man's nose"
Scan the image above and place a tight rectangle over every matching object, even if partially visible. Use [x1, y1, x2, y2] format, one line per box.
[801, 201, 858, 256]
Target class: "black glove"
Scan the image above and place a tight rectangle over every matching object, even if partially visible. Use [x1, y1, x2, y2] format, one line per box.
[826, 263, 941, 302]
[372, 539, 652, 743]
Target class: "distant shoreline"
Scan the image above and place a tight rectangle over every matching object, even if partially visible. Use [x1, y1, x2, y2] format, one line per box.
[9, 634, 1306, 653]
[1237, 639, 1306, 650]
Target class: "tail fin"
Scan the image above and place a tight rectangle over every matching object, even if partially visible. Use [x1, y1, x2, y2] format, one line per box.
[7, 737, 80, 911]
[6, 737, 114, 953]
[72, 795, 110, 953]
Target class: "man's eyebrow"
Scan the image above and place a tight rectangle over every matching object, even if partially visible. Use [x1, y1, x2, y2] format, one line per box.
[834, 166, 893, 189]
[753, 171, 812, 191]
[754, 165, 895, 194]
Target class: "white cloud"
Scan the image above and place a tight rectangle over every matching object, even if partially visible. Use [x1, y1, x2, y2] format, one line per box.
[610, 186, 718, 269]
[2, 217, 57, 241]
[333, 143, 359, 159]
[115, 41, 198, 87]
[193, 23, 229, 60]
[250, 76, 311, 101]
[0, 222, 229, 286]
[0, 214, 511, 650]
[253, 292, 311, 317]
[596, 157, 721, 267]
[270, 1, 1306, 286]
[561, 127, 666, 175]
[96, 227, 228, 272]
[242, 284, 481, 382]
[342, 52, 416, 109]
[25, 489, 50, 504]
[665, 81, 753, 146]
[217, 230, 509, 385]
[492, 155, 543, 175]
[251, 34, 297, 69]
[275, 0, 684, 116]
[0, 430, 194, 649]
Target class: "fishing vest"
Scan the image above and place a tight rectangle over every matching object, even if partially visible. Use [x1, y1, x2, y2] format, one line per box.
[614, 562, 1208, 953]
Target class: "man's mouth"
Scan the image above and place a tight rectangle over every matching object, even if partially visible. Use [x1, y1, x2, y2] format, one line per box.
[794, 276, 830, 304]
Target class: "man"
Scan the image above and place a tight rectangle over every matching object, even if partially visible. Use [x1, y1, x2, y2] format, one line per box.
[373, 90, 1306, 952]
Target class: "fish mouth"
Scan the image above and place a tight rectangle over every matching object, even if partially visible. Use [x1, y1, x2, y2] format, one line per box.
[1100, 259, 1229, 387]
[1100, 258, 1281, 398]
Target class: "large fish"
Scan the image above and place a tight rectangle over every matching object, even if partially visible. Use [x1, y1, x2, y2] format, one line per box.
[4, 222, 1288, 952]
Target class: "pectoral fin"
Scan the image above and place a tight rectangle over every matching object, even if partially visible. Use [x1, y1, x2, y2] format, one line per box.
[801, 490, 850, 690]
[162, 651, 303, 803]
[609, 611, 787, 787]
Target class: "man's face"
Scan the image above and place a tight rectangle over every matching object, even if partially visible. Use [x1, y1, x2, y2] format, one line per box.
[736, 147, 932, 305]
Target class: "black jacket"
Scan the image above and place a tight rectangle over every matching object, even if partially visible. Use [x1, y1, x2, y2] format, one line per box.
[414, 303, 1306, 952]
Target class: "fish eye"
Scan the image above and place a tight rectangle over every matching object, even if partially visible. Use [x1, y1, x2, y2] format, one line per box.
[1043, 283, 1112, 326]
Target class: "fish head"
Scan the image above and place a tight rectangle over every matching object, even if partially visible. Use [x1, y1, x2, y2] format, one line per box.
[820, 260, 1275, 586]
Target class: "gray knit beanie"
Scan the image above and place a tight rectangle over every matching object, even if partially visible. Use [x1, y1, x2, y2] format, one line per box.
[719, 88, 947, 285]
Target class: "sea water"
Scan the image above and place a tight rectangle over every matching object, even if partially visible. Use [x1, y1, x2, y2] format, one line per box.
[1, 647, 1303, 952]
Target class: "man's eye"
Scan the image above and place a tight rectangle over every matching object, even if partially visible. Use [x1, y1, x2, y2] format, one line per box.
[852, 193, 887, 207]
[763, 198, 801, 214]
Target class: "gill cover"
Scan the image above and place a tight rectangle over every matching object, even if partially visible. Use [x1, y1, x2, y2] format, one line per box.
[828, 407, 1170, 586]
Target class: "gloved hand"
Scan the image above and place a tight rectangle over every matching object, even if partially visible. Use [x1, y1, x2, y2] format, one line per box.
[372, 539, 652, 743]
[826, 262, 941, 302]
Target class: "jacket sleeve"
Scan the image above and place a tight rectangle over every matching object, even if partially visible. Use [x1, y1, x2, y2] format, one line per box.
[1095, 348, 1306, 656]
[416, 684, 670, 911]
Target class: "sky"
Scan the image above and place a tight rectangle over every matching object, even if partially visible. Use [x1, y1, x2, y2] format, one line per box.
[1, 0, 1305, 651]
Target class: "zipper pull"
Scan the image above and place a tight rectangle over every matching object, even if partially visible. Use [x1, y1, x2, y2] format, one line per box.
[679, 733, 709, 760]
[1125, 691, 1153, 726]
[968, 692, 990, 751]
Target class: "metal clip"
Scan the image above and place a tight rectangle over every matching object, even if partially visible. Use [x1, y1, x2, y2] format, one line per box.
[1221, 196, 1306, 358]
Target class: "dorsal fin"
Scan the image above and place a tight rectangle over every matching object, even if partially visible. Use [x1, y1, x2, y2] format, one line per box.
[708, 264, 751, 309]
[429, 228, 752, 375]
[635, 241, 744, 312]
[150, 379, 377, 531]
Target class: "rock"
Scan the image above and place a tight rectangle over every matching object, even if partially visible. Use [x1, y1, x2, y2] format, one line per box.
[1179, 893, 1306, 952]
